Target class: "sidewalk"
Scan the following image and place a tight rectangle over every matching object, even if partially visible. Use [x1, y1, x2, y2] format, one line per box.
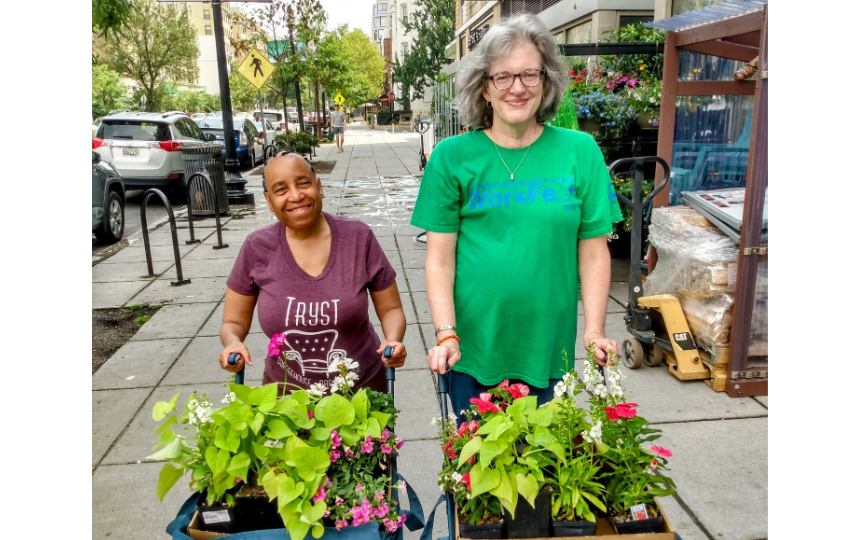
[92, 122, 767, 540]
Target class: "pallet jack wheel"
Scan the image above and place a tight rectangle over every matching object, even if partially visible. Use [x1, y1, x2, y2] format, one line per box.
[644, 344, 664, 367]
[622, 339, 644, 369]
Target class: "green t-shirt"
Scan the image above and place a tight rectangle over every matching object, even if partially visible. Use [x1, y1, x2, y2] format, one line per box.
[410, 125, 622, 388]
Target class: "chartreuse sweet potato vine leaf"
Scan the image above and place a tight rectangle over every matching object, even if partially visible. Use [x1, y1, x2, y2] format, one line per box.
[458, 435, 483, 468]
[156, 463, 185, 502]
[469, 462, 501, 497]
[323, 393, 356, 429]
[153, 393, 179, 421]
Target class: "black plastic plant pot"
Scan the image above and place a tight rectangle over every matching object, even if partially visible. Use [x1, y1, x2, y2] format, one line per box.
[236, 494, 283, 531]
[459, 520, 505, 539]
[612, 515, 663, 535]
[196, 503, 240, 533]
[550, 519, 597, 537]
[503, 491, 551, 538]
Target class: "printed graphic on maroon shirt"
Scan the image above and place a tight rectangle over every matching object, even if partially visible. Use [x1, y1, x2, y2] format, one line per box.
[226, 214, 396, 390]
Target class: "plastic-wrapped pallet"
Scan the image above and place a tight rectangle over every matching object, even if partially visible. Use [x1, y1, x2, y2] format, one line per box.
[643, 206, 739, 354]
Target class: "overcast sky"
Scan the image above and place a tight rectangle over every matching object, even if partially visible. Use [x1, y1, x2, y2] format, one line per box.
[236, 0, 375, 38]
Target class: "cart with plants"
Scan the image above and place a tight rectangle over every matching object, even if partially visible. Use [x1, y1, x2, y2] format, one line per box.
[149, 339, 425, 540]
[423, 345, 678, 540]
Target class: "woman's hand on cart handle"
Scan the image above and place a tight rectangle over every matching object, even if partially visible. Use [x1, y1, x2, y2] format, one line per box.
[427, 339, 460, 374]
[219, 342, 252, 373]
[378, 341, 407, 368]
[584, 333, 618, 367]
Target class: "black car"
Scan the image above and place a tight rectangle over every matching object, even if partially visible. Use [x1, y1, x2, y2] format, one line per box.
[92, 151, 126, 244]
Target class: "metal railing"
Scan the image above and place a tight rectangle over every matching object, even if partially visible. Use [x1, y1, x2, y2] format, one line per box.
[140, 189, 190, 286]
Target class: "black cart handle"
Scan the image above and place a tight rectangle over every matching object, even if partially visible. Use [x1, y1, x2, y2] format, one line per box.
[227, 352, 245, 385]
[384, 346, 396, 396]
[608, 156, 671, 208]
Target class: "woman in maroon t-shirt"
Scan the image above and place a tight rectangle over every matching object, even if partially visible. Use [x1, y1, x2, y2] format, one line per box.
[217, 153, 407, 393]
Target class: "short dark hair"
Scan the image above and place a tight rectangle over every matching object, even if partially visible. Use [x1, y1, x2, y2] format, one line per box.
[262, 151, 317, 191]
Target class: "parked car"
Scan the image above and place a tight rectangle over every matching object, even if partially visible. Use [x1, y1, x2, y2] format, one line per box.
[286, 107, 299, 124]
[92, 151, 126, 244]
[252, 120, 279, 147]
[190, 112, 208, 122]
[93, 111, 208, 193]
[260, 109, 289, 130]
[197, 116, 264, 168]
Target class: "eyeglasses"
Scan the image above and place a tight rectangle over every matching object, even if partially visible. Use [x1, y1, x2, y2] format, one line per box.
[486, 69, 545, 90]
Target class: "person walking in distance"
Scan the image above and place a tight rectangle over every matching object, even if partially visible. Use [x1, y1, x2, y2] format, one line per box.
[329, 103, 346, 153]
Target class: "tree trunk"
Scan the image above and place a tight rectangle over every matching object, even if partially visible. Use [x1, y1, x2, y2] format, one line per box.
[282, 94, 291, 147]
[313, 82, 320, 139]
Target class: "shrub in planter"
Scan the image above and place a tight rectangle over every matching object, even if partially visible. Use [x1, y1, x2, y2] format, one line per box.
[289, 131, 321, 158]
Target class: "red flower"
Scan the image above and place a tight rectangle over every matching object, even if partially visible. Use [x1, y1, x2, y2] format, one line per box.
[461, 472, 471, 490]
[605, 405, 619, 422]
[651, 445, 673, 458]
[444, 440, 456, 461]
[574, 76, 585, 83]
[496, 380, 510, 390]
[569, 69, 577, 76]
[580, 69, 588, 75]
[470, 395, 500, 414]
[616, 403, 638, 418]
[468, 420, 479, 432]
[508, 383, 530, 399]
[455, 422, 470, 437]
[466, 454, 476, 464]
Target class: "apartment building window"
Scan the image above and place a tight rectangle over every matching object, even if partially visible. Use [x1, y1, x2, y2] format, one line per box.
[377, 3, 388, 13]
[500, 0, 563, 17]
[204, 9, 211, 20]
[459, 34, 466, 59]
[401, 4, 407, 24]
[205, 25, 212, 35]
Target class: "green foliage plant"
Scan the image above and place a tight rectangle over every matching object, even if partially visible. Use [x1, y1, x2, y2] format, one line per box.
[287, 131, 320, 158]
[610, 174, 655, 235]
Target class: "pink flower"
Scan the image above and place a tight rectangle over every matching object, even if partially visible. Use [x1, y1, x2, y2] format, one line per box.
[374, 502, 389, 517]
[606, 82, 614, 89]
[336, 519, 349, 531]
[308, 410, 314, 419]
[351, 507, 370, 526]
[312, 486, 326, 503]
[361, 498, 372, 512]
[395, 437, 404, 450]
[380, 428, 391, 442]
[335, 497, 345, 506]
[496, 379, 510, 390]
[381, 443, 392, 454]
[616, 403, 638, 418]
[461, 472, 471, 490]
[355, 483, 364, 491]
[360, 435, 374, 454]
[650, 460, 658, 470]
[267, 333, 285, 357]
[399, 514, 407, 525]
[467, 421, 478, 432]
[470, 396, 499, 414]
[344, 446, 354, 458]
[323, 510, 331, 518]
[331, 430, 342, 447]
[375, 491, 385, 502]
[509, 383, 530, 399]
[324, 477, 332, 489]
[330, 449, 342, 462]
[628, 78, 638, 86]
[383, 518, 400, 533]
[651, 445, 673, 458]
[479, 392, 493, 402]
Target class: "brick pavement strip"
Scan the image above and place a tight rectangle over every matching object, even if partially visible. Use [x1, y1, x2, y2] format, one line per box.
[92, 123, 767, 540]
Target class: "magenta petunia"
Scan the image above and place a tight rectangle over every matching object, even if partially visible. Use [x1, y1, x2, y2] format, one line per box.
[312, 486, 327, 503]
[395, 437, 404, 450]
[267, 333, 285, 357]
[344, 445, 355, 458]
[336, 519, 349, 531]
[380, 428, 391, 442]
[360, 435, 374, 454]
[381, 443, 392, 454]
[330, 449, 342, 462]
[330, 430, 342, 447]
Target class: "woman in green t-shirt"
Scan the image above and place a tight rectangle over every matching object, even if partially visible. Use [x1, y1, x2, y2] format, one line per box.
[411, 14, 623, 418]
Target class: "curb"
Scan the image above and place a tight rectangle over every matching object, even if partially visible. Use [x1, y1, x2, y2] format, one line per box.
[92, 206, 188, 267]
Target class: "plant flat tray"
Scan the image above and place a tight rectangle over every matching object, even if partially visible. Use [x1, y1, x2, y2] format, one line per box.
[454, 499, 675, 540]
[187, 512, 228, 540]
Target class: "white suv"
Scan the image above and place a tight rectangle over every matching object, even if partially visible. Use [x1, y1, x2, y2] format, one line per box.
[93, 111, 209, 192]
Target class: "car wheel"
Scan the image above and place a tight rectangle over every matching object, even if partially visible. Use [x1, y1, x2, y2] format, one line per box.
[95, 191, 124, 244]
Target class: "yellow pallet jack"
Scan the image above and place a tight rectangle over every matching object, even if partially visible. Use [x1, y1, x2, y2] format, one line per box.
[609, 157, 725, 391]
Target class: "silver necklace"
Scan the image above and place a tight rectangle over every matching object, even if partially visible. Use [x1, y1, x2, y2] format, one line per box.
[490, 127, 535, 181]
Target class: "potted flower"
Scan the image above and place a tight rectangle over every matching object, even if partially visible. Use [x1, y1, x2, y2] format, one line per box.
[629, 82, 662, 129]
[578, 344, 677, 534]
[436, 380, 555, 538]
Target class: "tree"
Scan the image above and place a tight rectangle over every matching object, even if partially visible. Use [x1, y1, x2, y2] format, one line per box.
[92, 0, 135, 39]
[92, 64, 130, 118]
[103, 0, 199, 111]
[340, 29, 386, 108]
[397, 0, 454, 101]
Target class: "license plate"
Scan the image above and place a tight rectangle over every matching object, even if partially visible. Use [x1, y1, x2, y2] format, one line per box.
[122, 147, 139, 157]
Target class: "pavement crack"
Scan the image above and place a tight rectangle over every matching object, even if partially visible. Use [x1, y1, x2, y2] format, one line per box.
[672, 493, 717, 540]
[651, 414, 768, 426]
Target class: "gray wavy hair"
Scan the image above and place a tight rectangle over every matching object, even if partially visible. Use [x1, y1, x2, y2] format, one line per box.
[456, 14, 568, 129]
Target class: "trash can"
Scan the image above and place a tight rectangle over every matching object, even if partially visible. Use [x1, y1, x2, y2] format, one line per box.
[180, 144, 230, 216]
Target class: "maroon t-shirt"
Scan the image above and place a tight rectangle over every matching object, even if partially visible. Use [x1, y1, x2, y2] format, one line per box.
[227, 213, 397, 389]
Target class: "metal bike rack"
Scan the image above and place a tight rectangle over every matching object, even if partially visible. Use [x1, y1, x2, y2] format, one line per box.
[140, 188, 190, 286]
[185, 172, 229, 250]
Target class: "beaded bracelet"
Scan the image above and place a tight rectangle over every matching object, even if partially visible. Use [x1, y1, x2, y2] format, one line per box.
[437, 334, 461, 347]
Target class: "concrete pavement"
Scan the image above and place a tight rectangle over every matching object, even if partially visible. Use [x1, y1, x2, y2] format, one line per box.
[91, 121, 767, 540]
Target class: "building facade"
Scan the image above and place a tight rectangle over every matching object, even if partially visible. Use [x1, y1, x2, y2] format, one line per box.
[389, 0, 433, 118]
[371, 1, 392, 55]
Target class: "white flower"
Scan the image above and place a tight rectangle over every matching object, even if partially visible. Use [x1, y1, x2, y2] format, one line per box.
[447, 412, 457, 424]
[345, 372, 359, 382]
[308, 383, 327, 399]
[398, 480, 408, 495]
[431, 417, 440, 426]
[451, 472, 463, 482]
[553, 382, 567, 398]
[221, 391, 237, 404]
[649, 97, 656, 104]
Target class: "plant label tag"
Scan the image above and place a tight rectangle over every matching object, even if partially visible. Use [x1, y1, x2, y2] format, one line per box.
[264, 439, 285, 448]
[201, 510, 231, 524]
[630, 504, 649, 521]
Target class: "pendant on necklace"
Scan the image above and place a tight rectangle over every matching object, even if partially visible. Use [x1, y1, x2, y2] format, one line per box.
[510, 173, 514, 181]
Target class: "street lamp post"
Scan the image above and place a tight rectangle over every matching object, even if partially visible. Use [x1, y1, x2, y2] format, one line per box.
[212, 0, 254, 204]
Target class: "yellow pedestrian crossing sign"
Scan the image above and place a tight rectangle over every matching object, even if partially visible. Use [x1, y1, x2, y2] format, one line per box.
[334, 92, 345, 105]
[237, 49, 275, 90]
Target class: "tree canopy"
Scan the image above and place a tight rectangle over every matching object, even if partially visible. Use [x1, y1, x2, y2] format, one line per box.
[396, 0, 454, 101]
[103, 0, 199, 111]
[92, 64, 130, 117]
